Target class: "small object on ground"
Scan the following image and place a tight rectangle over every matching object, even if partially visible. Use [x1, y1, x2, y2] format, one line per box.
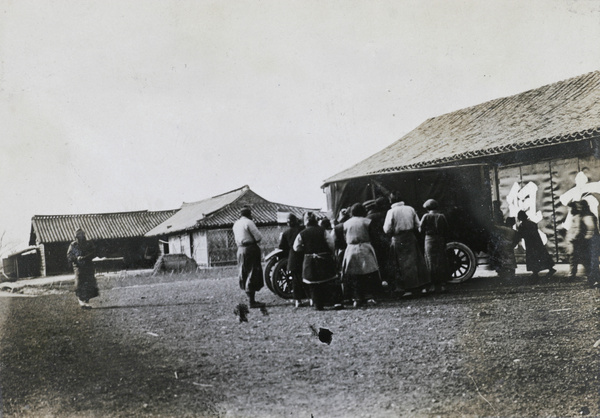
[192, 382, 213, 387]
[579, 406, 590, 415]
[593, 339, 600, 348]
[146, 332, 159, 337]
[309, 325, 333, 345]
[78, 299, 92, 309]
[234, 303, 249, 322]
[477, 311, 492, 317]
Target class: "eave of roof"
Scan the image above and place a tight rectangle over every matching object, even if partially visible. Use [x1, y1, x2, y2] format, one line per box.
[323, 70, 600, 185]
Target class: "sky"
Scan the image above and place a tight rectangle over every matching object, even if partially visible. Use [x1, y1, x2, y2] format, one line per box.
[1, 0, 600, 253]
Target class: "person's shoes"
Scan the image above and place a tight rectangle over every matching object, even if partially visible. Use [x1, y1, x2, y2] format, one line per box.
[546, 268, 557, 279]
[367, 299, 377, 305]
[78, 299, 92, 309]
[333, 303, 344, 310]
[294, 300, 305, 308]
[249, 301, 266, 309]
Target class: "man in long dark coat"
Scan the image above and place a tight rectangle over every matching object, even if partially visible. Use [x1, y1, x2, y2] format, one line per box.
[67, 228, 99, 309]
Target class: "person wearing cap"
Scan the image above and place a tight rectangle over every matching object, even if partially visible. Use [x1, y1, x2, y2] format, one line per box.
[419, 199, 450, 293]
[66, 228, 99, 309]
[278, 213, 306, 307]
[383, 192, 430, 294]
[232, 207, 265, 308]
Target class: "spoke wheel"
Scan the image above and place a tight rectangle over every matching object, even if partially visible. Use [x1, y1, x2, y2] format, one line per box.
[446, 241, 477, 283]
[271, 258, 294, 299]
[263, 257, 279, 292]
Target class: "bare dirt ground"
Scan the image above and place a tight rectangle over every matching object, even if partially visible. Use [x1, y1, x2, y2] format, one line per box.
[0, 265, 598, 417]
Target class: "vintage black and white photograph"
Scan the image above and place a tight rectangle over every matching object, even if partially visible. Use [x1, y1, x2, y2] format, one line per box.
[1, 1, 600, 417]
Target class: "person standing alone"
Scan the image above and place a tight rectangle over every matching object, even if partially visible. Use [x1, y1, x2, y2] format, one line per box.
[233, 207, 265, 308]
[67, 228, 99, 309]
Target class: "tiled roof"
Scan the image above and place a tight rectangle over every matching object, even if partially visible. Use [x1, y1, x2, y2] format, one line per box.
[30, 209, 179, 244]
[146, 186, 322, 235]
[324, 70, 600, 184]
[197, 202, 320, 229]
[146, 186, 254, 236]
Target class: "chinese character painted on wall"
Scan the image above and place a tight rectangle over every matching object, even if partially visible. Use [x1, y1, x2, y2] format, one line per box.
[506, 181, 548, 246]
[559, 171, 600, 230]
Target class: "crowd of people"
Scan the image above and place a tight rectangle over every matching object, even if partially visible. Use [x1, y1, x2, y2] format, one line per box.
[66, 194, 600, 311]
[237, 192, 454, 311]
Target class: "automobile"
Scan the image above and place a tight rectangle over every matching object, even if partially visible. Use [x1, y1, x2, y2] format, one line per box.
[263, 238, 477, 300]
[263, 248, 294, 299]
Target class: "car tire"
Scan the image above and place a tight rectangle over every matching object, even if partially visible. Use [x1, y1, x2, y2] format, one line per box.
[446, 241, 477, 283]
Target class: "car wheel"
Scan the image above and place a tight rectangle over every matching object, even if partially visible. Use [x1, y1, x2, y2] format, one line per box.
[263, 257, 279, 292]
[271, 258, 294, 299]
[446, 241, 477, 283]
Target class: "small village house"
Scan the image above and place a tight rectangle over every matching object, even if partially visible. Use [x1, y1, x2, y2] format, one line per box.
[27, 209, 178, 277]
[146, 186, 321, 267]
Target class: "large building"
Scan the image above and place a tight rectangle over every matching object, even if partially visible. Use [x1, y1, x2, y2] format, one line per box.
[323, 70, 600, 264]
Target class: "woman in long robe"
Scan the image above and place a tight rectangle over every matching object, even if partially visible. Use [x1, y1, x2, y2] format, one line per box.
[383, 192, 430, 294]
[516, 211, 556, 279]
[67, 228, 99, 309]
[293, 212, 340, 310]
[342, 203, 380, 307]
